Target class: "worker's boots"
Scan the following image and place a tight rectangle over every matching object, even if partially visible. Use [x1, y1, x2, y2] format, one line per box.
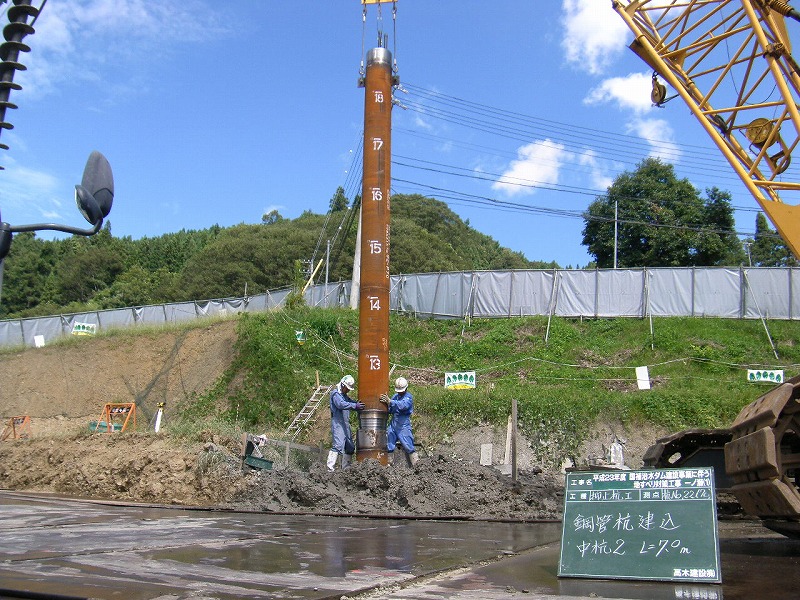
[326, 450, 338, 471]
[341, 453, 352, 469]
[409, 451, 419, 466]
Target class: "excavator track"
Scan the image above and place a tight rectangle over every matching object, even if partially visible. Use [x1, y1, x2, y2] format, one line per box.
[642, 375, 800, 536]
[725, 374, 800, 536]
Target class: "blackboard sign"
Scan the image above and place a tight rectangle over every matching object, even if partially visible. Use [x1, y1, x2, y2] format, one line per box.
[559, 468, 721, 583]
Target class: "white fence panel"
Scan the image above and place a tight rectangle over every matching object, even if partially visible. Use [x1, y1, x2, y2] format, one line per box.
[743, 268, 792, 320]
[473, 271, 512, 317]
[98, 308, 136, 329]
[509, 270, 554, 317]
[596, 270, 645, 317]
[648, 269, 693, 316]
[554, 270, 596, 317]
[0, 319, 23, 346]
[164, 302, 199, 323]
[693, 269, 740, 318]
[2, 267, 799, 348]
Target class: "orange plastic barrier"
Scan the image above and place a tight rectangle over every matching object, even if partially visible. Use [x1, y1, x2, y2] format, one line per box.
[91, 403, 136, 433]
[1, 415, 31, 440]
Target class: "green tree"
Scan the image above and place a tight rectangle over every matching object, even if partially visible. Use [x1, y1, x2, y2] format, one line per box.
[130, 227, 221, 273]
[0, 193, 553, 317]
[0, 232, 56, 316]
[92, 265, 157, 308]
[54, 243, 125, 304]
[693, 187, 745, 266]
[329, 186, 349, 212]
[582, 158, 742, 267]
[262, 209, 283, 225]
[390, 194, 536, 271]
[750, 212, 797, 266]
[176, 221, 322, 299]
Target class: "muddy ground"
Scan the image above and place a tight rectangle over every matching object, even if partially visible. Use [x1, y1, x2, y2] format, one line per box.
[0, 319, 667, 520]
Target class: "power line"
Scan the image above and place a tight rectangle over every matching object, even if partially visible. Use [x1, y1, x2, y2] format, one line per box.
[399, 83, 742, 185]
[392, 177, 774, 240]
[392, 153, 763, 216]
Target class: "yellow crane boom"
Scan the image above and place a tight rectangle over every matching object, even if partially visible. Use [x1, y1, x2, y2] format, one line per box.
[612, 0, 800, 258]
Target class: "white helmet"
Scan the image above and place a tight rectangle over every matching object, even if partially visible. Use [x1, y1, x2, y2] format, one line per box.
[394, 377, 408, 393]
[340, 375, 355, 391]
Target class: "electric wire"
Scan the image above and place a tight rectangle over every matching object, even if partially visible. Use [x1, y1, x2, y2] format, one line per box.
[393, 152, 765, 223]
[398, 83, 743, 184]
[391, 83, 795, 241]
[319, 71, 788, 271]
[388, 353, 799, 386]
[392, 177, 768, 240]
[391, 159, 769, 236]
[392, 125, 751, 208]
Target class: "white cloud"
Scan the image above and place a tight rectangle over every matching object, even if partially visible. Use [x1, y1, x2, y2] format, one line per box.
[577, 150, 614, 191]
[160, 200, 182, 216]
[0, 165, 66, 223]
[414, 114, 433, 131]
[15, 0, 227, 99]
[262, 204, 285, 215]
[627, 117, 682, 163]
[584, 72, 654, 114]
[561, 0, 629, 75]
[491, 140, 567, 197]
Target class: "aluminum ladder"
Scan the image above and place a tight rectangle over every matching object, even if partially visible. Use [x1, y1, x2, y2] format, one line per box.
[285, 383, 332, 441]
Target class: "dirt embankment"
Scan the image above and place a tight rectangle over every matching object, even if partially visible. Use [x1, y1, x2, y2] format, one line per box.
[0, 319, 664, 520]
[0, 320, 238, 436]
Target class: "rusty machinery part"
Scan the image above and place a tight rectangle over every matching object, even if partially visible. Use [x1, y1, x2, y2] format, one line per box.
[0, 1, 42, 169]
[723, 374, 800, 536]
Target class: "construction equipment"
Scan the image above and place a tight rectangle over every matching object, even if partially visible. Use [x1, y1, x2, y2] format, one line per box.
[612, 0, 800, 259]
[240, 433, 274, 471]
[614, 1, 800, 534]
[724, 375, 800, 535]
[285, 382, 333, 441]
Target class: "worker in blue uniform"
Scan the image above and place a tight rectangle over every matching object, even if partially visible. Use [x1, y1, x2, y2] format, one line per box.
[380, 376, 419, 466]
[327, 374, 364, 471]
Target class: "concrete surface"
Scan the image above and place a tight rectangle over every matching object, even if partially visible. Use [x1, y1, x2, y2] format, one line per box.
[1, 490, 799, 599]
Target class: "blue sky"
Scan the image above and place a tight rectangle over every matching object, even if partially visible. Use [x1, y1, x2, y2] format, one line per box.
[0, 0, 762, 269]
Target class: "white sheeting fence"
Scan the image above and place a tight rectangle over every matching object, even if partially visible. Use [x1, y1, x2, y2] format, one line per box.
[1, 267, 797, 348]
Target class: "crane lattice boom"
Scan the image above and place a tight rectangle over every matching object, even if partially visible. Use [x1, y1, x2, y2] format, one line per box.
[612, 0, 800, 257]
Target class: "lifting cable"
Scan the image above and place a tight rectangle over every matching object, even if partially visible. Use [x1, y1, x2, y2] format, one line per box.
[360, 1, 399, 65]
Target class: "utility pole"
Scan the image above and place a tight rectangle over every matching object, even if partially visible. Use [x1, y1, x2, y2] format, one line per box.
[350, 207, 362, 310]
[324, 239, 330, 306]
[613, 199, 618, 269]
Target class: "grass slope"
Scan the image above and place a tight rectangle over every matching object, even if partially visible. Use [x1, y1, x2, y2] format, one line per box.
[179, 308, 800, 465]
